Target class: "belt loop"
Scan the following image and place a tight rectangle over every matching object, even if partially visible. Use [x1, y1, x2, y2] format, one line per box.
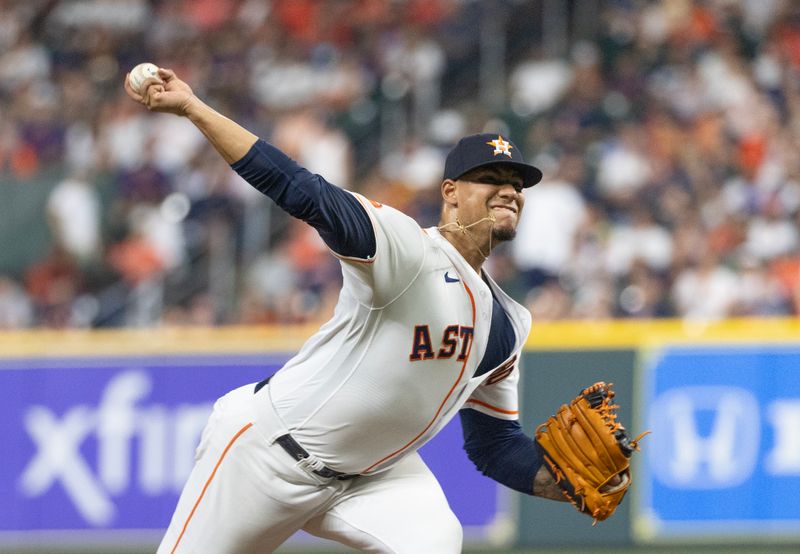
[274, 433, 357, 480]
[297, 456, 327, 474]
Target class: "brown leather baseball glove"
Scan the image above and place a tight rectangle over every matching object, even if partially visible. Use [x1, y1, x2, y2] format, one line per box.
[535, 382, 649, 524]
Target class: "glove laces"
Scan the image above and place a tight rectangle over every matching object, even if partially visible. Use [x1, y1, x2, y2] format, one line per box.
[586, 382, 651, 452]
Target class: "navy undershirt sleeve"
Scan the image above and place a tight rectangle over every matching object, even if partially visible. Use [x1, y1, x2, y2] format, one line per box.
[460, 408, 544, 495]
[230, 139, 376, 259]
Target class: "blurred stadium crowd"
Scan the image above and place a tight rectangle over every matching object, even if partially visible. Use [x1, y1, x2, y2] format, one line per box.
[1, 0, 799, 328]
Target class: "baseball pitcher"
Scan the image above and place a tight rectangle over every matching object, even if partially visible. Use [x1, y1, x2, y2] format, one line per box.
[125, 66, 645, 554]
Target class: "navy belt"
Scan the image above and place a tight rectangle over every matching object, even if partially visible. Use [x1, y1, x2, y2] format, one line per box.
[254, 375, 357, 481]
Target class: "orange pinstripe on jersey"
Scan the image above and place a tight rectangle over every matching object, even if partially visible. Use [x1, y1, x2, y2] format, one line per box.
[170, 422, 254, 553]
[361, 282, 477, 473]
[464, 398, 519, 415]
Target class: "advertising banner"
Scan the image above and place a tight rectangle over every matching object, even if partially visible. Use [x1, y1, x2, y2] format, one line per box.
[1, 354, 503, 548]
[637, 345, 800, 540]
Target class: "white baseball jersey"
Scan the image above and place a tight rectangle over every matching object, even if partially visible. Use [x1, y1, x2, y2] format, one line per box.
[161, 134, 544, 553]
[258, 193, 532, 475]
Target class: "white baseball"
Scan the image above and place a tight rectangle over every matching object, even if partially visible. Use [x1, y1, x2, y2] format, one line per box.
[129, 63, 162, 94]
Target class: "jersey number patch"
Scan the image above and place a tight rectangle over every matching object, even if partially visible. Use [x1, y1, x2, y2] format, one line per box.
[485, 355, 517, 385]
[409, 324, 474, 362]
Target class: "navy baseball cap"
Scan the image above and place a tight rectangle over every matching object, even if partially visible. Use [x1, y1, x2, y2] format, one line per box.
[443, 133, 543, 188]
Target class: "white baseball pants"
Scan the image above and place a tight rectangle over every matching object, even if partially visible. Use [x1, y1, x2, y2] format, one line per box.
[158, 384, 463, 553]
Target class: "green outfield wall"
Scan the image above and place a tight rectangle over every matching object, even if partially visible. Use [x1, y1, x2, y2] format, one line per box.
[517, 349, 637, 547]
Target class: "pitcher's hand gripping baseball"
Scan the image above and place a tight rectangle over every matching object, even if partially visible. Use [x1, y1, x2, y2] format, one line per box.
[535, 382, 649, 523]
[124, 65, 194, 116]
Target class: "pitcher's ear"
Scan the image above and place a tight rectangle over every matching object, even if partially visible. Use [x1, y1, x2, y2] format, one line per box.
[441, 179, 458, 206]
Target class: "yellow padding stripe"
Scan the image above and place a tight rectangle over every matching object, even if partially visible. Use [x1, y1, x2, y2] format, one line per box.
[0, 317, 798, 358]
[524, 317, 800, 349]
[0, 325, 317, 358]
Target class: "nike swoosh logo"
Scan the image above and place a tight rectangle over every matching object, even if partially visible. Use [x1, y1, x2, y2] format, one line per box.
[444, 271, 460, 283]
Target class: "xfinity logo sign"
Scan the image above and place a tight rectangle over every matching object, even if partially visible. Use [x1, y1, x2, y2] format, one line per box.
[18, 370, 211, 526]
[3, 355, 500, 542]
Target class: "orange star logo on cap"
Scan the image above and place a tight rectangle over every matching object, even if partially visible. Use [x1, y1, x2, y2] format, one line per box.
[486, 135, 513, 157]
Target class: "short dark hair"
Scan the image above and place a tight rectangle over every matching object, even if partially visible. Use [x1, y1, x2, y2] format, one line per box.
[457, 164, 525, 186]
